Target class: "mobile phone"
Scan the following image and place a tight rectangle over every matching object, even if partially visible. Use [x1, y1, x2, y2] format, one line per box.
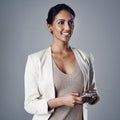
[81, 92, 97, 101]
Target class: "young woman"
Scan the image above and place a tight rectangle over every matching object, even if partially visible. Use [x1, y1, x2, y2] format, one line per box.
[24, 4, 99, 120]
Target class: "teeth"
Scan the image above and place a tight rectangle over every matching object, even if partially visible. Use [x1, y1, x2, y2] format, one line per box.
[63, 32, 70, 35]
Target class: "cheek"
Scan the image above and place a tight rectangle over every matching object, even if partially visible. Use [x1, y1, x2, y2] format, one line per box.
[71, 25, 74, 31]
[53, 26, 62, 33]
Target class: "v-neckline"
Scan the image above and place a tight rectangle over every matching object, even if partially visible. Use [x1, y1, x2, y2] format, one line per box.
[52, 56, 78, 76]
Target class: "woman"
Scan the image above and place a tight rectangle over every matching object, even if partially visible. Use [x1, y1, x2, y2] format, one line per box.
[24, 3, 99, 120]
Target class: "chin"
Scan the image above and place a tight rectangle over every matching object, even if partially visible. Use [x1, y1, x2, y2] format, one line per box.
[62, 36, 71, 42]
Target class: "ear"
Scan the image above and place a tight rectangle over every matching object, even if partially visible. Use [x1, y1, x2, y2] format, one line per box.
[47, 24, 53, 33]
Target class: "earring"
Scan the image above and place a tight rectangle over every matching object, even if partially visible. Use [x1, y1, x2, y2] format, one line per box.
[50, 30, 53, 34]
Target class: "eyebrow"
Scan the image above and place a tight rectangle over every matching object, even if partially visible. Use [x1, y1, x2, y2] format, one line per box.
[56, 19, 64, 22]
[56, 18, 74, 22]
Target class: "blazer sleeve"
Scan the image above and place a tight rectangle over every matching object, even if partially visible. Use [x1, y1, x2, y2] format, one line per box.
[87, 53, 100, 105]
[24, 55, 50, 115]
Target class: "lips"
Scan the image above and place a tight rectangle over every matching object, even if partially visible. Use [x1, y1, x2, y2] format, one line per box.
[62, 32, 71, 36]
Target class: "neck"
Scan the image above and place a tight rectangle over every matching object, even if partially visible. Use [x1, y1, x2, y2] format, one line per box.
[51, 40, 70, 54]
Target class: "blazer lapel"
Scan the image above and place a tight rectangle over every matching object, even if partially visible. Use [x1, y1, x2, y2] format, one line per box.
[41, 47, 55, 99]
[72, 48, 89, 91]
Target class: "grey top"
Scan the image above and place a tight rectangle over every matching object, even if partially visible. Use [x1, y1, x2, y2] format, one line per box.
[49, 59, 84, 120]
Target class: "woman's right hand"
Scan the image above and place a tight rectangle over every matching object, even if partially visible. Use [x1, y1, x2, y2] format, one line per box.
[48, 92, 84, 110]
[61, 92, 84, 107]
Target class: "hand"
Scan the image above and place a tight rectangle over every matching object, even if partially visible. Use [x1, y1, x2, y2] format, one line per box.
[61, 92, 85, 107]
[82, 90, 98, 104]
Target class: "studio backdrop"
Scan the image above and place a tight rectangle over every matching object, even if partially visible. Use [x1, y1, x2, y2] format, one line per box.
[0, 0, 120, 120]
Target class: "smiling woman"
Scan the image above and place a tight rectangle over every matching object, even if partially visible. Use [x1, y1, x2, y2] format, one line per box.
[24, 3, 99, 120]
[48, 10, 74, 43]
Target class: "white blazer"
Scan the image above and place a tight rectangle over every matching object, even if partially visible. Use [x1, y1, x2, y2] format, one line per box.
[24, 47, 98, 120]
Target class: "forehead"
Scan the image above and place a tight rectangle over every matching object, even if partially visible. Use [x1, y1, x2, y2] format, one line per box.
[54, 10, 74, 21]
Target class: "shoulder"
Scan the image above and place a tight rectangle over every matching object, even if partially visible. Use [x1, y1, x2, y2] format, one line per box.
[28, 47, 50, 59]
[72, 47, 94, 63]
[27, 47, 50, 63]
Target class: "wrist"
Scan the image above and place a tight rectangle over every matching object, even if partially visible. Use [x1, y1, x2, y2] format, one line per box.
[48, 97, 64, 109]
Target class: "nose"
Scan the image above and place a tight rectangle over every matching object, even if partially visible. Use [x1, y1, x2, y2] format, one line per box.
[64, 22, 70, 31]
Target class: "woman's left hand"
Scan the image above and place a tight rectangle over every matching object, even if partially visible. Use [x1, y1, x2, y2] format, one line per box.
[81, 90, 98, 104]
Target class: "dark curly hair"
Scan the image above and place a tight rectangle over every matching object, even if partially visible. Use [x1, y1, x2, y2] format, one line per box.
[46, 3, 75, 25]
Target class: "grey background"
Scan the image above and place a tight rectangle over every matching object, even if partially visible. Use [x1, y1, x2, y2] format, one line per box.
[0, 0, 120, 120]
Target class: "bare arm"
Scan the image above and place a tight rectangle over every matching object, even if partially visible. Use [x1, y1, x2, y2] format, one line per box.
[48, 92, 84, 110]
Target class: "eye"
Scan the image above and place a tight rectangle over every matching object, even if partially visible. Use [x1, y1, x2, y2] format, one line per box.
[69, 20, 74, 25]
[58, 21, 64, 25]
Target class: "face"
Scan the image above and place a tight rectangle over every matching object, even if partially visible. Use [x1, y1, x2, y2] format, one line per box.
[48, 10, 74, 43]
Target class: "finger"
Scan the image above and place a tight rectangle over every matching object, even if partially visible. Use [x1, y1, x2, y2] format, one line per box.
[92, 96, 95, 99]
[71, 92, 79, 96]
[84, 90, 90, 93]
[75, 97, 83, 103]
[82, 90, 89, 94]
[76, 100, 84, 104]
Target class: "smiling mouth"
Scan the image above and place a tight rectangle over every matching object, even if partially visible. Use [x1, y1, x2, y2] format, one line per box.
[62, 32, 71, 36]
